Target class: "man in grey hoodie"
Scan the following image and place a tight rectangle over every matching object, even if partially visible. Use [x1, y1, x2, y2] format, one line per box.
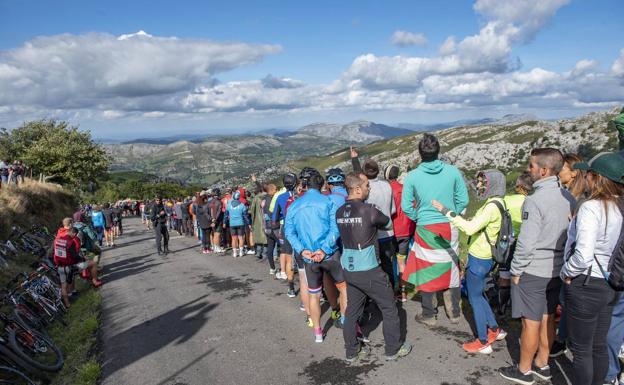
[500, 148, 576, 385]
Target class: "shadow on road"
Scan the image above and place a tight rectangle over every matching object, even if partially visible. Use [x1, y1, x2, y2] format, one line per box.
[102, 295, 218, 378]
[103, 252, 165, 283]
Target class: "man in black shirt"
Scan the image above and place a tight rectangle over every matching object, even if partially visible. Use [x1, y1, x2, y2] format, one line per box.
[102, 203, 116, 247]
[336, 173, 411, 363]
[151, 197, 169, 255]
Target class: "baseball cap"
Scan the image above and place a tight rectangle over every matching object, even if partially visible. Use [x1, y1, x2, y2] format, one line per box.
[574, 152, 624, 184]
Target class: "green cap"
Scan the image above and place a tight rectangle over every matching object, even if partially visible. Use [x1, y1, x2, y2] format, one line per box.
[574, 152, 624, 184]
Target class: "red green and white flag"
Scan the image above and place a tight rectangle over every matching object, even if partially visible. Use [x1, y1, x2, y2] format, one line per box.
[403, 222, 460, 292]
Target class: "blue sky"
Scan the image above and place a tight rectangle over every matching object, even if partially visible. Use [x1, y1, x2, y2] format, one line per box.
[0, 0, 623, 138]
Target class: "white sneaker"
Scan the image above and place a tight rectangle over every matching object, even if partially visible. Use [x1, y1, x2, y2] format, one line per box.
[246, 249, 255, 255]
[269, 269, 276, 275]
[232, 250, 238, 258]
[239, 248, 244, 257]
[278, 272, 287, 280]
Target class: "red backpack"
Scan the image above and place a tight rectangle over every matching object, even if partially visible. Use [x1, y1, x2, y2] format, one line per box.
[53, 234, 78, 266]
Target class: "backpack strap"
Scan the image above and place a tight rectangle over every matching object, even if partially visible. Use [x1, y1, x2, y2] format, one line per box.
[483, 199, 506, 246]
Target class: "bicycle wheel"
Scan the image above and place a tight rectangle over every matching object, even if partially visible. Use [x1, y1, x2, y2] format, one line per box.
[8, 327, 63, 372]
[0, 365, 37, 385]
[12, 307, 46, 334]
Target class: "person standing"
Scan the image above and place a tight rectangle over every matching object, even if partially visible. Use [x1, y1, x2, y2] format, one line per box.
[351, 150, 397, 288]
[337, 172, 412, 362]
[249, 177, 268, 260]
[385, 164, 416, 302]
[209, 189, 224, 253]
[284, 172, 346, 343]
[102, 203, 116, 247]
[559, 153, 624, 385]
[262, 184, 278, 274]
[500, 148, 576, 385]
[401, 134, 469, 325]
[91, 205, 105, 247]
[151, 197, 169, 255]
[0, 159, 9, 189]
[196, 193, 212, 254]
[225, 191, 248, 258]
[432, 169, 509, 354]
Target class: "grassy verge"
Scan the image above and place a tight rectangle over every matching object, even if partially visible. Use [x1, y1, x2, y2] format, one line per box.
[48, 279, 102, 385]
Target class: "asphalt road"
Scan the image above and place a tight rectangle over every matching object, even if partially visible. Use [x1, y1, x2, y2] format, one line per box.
[100, 217, 574, 385]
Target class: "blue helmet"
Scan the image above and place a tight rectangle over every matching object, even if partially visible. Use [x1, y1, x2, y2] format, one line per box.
[326, 168, 345, 185]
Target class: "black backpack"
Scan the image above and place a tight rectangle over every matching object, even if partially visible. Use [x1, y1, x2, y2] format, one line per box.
[483, 199, 515, 265]
[594, 202, 624, 291]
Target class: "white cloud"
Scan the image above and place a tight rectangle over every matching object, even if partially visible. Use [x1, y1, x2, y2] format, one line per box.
[0, 31, 281, 111]
[391, 31, 427, 47]
[0, 1, 621, 130]
[473, 0, 571, 42]
[613, 49, 624, 78]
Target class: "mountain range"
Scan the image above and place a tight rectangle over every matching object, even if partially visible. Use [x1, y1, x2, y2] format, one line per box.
[104, 120, 412, 184]
[104, 108, 621, 186]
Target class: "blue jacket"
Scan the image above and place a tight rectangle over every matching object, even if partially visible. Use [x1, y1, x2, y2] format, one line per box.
[328, 186, 348, 208]
[225, 199, 248, 227]
[91, 211, 105, 228]
[284, 189, 339, 262]
[272, 189, 294, 226]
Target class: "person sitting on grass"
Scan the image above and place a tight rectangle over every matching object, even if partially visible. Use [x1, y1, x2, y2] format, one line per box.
[53, 218, 102, 308]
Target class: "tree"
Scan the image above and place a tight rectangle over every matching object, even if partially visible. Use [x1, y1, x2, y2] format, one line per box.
[0, 120, 110, 188]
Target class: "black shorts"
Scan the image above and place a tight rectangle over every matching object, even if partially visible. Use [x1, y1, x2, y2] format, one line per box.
[294, 252, 305, 271]
[511, 273, 561, 321]
[280, 237, 293, 255]
[230, 226, 245, 237]
[305, 256, 345, 294]
[396, 237, 411, 257]
[213, 221, 223, 233]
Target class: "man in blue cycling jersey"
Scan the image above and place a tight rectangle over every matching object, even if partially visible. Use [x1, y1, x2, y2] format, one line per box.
[285, 172, 347, 343]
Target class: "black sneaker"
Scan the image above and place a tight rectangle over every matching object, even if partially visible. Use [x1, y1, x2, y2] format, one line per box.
[549, 340, 567, 357]
[287, 289, 296, 298]
[499, 365, 535, 385]
[531, 363, 551, 381]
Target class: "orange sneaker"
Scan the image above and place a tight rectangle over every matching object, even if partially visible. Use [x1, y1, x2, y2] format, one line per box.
[487, 328, 508, 344]
[462, 339, 493, 354]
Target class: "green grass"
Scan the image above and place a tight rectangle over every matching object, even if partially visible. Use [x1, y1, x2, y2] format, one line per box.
[48, 279, 102, 385]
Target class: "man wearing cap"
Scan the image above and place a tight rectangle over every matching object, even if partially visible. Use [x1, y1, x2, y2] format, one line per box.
[500, 148, 576, 384]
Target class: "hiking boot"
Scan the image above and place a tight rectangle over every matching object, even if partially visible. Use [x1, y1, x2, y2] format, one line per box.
[415, 314, 437, 326]
[462, 339, 493, 354]
[487, 328, 507, 344]
[345, 344, 371, 363]
[385, 342, 412, 361]
[549, 340, 567, 357]
[531, 363, 551, 381]
[499, 365, 535, 385]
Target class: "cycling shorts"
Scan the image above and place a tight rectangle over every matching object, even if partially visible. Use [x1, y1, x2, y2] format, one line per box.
[279, 237, 293, 255]
[396, 237, 411, 258]
[230, 226, 245, 237]
[305, 256, 345, 294]
[294, 252, 305, 271]
[58, 262, 89, 285]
